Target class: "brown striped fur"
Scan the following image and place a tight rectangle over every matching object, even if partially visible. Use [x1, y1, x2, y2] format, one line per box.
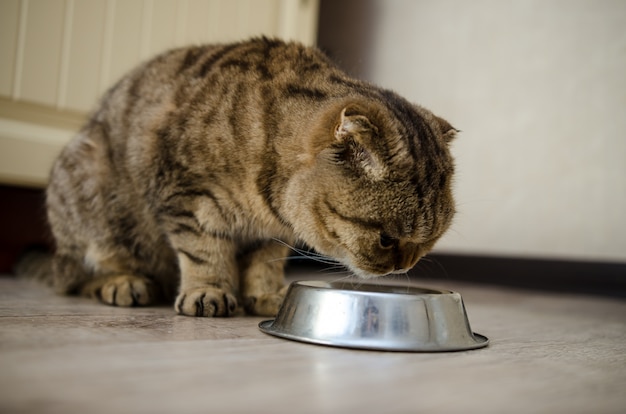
[45, 38, 457, 317]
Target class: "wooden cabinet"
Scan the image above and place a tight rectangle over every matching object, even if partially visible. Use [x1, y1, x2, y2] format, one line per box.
[0, 0, 319, 187]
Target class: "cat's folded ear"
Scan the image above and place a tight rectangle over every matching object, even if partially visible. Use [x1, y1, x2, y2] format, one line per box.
[332, 107, 387, 179]
[434, 115, 458, 143]
[334, 107, 378, 141]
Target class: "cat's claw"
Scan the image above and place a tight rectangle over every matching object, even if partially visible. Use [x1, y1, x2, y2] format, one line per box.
[175, 287, 238, 317]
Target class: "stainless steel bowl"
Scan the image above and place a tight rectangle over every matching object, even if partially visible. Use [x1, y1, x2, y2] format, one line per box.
[259, 280, 488, 352]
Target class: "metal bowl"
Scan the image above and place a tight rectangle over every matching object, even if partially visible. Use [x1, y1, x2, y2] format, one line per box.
[259, 280, 488, 352]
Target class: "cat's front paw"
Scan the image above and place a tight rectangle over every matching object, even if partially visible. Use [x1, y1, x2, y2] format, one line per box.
[244, 285, 289, 316]
[175, 286, 238, 317]
[84, 274, 157, 307]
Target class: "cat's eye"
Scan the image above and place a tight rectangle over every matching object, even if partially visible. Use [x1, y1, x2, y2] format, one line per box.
[379, 233, 397, 249]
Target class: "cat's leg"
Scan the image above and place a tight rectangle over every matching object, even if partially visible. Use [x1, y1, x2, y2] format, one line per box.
[49, 245, 162, 307]
[49, 191, 174, 307]
[48, 195, 175, 307]
[171, 233, 239, 317]
[76, 242, 170, 306]
[240, 241, 290, 316]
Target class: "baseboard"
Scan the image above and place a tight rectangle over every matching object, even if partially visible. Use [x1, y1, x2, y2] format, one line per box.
[415, 253, 626, 298]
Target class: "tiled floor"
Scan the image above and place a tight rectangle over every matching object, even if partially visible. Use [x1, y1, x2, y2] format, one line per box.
[1, 272, 625, 414]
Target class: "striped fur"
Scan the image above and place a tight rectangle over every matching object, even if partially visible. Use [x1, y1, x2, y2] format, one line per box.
[45, 38, 457, 317]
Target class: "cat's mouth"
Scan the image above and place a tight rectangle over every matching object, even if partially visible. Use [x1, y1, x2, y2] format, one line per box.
[347, 266, 407, 279]
[340, 248, 421, 279]
[329, 248, 382, 279]
[341, 256, 399, 279]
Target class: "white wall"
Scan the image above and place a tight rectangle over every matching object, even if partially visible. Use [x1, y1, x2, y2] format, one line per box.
[320, 0, 626, 262]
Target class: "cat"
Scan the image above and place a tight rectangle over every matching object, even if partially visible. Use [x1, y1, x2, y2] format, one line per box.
[43, 37, 457, 317]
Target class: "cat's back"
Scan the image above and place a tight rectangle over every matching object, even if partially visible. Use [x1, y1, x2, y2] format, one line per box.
[103, 38, 337, 109]
[83, 38, 343, 154]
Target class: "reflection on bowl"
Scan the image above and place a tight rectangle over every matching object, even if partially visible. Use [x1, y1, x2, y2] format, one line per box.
[259, 280, 488, 352]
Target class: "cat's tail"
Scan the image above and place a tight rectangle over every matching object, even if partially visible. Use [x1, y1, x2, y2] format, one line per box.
[13, 247, 54, 285]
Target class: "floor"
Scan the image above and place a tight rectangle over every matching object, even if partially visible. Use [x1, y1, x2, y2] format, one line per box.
[1, 269, 625, 414]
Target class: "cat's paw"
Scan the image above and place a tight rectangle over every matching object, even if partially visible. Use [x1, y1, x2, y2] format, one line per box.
[244, 285, 289, 316]
[92, 274, 156, 307]
[175, 286, 238, 317]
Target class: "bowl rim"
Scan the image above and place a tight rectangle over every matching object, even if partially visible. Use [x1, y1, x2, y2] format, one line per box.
[292, 280, 455, 297]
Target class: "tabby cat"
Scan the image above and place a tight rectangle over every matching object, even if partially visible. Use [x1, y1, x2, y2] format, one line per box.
[44, 37, 457, 317]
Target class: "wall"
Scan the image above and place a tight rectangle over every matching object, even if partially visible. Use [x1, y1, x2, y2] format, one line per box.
[319, 0, 626, 262]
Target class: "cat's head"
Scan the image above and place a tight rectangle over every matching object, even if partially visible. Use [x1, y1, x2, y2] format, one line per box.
[285, 96, 457, 278]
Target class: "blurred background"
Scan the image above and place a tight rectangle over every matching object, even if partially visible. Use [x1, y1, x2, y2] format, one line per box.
[1, 0, 625, 288]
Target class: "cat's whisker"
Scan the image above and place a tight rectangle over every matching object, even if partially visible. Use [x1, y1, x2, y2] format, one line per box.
[315, 265, 346, 274]
[329, 272, 358, 285]
[415, 255, 450, 281]
[270, 238, 342, 267]
[363, 271, 412, 293]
